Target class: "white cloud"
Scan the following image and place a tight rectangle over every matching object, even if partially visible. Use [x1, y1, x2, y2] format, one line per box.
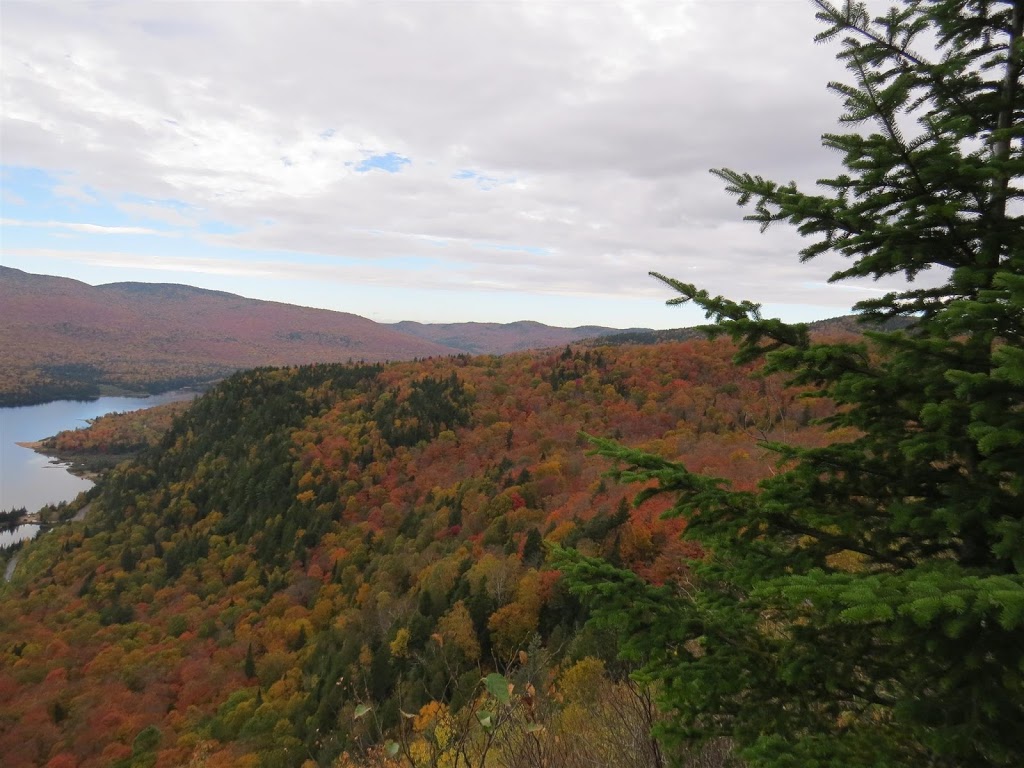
[5, 247, 277, 278]
[0, 218, 169, 236]
[0, 0, 931, 324]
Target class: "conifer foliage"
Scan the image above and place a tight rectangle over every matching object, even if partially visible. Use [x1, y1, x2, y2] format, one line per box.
[560, 2, 1024, 766]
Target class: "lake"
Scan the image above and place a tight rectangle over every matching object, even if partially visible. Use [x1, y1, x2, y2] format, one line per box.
[0, 391, 197, 536]
[0, 524, 41, 549]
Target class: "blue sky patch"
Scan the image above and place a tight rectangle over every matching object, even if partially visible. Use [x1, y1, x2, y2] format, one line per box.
[354, 152, 410, 174]
[1, 167, 240, 237]
[2, 166, 66, 211]
[452, 168, 514, 191]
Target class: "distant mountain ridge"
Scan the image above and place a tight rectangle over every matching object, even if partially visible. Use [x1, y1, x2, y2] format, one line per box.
[0, 267, 898, 407]
[0, 268, 643, 405]
[389, 319, 646, 355]
[99, 281, 240, 300]
[578, 314, 916, 347]
[0, 267, 455, 405]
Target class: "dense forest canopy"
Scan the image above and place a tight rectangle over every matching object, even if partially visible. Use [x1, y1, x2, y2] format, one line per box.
[0, 340, 831, 767]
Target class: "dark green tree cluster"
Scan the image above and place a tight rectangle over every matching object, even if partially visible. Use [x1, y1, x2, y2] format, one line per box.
[561, 1, 1023, 766]
[0, 363, 225, 407]
[373, 373, 474, 449]
[99, 363, 383, 566]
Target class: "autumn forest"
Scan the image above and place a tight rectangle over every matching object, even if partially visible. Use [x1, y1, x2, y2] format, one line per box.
[0, 338, 828, 767]
[3, 2, 1023, 766]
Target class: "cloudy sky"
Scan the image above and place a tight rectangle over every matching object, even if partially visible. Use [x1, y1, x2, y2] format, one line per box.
[1, 0, 905, 328]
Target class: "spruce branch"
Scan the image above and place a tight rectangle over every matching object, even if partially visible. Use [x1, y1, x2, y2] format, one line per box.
[649, 271, 809, 365]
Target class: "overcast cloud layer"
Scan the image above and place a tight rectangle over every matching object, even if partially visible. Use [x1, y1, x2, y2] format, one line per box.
[0, 0, 918, 327]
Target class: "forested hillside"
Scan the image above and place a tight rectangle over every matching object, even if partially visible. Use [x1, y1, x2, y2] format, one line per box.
[0, 268, 455, 406]
[30, 401, 194, 476]
[388, 321, 642, 355]
[0, 339, 833, 768]
[0, 268, 645, 406]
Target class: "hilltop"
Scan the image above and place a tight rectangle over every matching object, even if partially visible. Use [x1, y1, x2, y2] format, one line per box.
[388, 320, 645, 355]
[0, 268, 453, 405]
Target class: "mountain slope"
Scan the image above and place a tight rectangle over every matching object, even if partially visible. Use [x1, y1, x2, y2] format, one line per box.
[0, 267, 457, 405]
[388, 319, 644, 354]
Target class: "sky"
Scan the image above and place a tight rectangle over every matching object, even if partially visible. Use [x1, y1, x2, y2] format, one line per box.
[0, 0, 922, 329]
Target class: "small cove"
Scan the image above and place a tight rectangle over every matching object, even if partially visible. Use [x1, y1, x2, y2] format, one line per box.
[0, 391, 196, 550]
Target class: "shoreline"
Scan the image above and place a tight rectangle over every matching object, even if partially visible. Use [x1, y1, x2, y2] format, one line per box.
[0, 380, 215, 410]
[15, 440, 103, 480]
[1, 502, 94, 582]
[17, 437, 128, 480]
[2, 392, 195, 546]
[5, 513, 48, 526]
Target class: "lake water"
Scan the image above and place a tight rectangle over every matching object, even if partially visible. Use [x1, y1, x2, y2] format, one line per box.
[0, 524, 40, 549]
[0, 391, 197, 519]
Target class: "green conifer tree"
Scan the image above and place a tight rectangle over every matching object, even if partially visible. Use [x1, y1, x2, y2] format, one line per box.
[522, 527, 544, 567]
[244, 641, 256, 679]
[558, 2, 1024, 765]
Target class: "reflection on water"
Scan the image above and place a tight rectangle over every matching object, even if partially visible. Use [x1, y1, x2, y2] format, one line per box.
[0, 524, 41, 549]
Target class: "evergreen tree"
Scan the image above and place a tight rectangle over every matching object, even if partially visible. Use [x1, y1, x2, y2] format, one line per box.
[522, 527, 544, 567]
[244, 642, 256, 680]
[559, 2, 1024, 766]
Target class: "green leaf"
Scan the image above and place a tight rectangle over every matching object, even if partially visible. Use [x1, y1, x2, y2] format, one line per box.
[385, 741, 400, 758]
[353, 703, 371, 720]
[484, 672, 511, 704]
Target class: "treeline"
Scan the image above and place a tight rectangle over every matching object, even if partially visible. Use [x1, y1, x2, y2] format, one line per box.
[35, 402, 194, 475]
[0, 507, 29, 529]
[0, 364, 221, 408]
[0, 379, 103, 408]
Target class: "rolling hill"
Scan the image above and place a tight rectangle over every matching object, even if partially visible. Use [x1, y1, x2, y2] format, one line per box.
[0, 268, 454, 405]
[388, 320, 643, 355]
[0, 268, 646, 405]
